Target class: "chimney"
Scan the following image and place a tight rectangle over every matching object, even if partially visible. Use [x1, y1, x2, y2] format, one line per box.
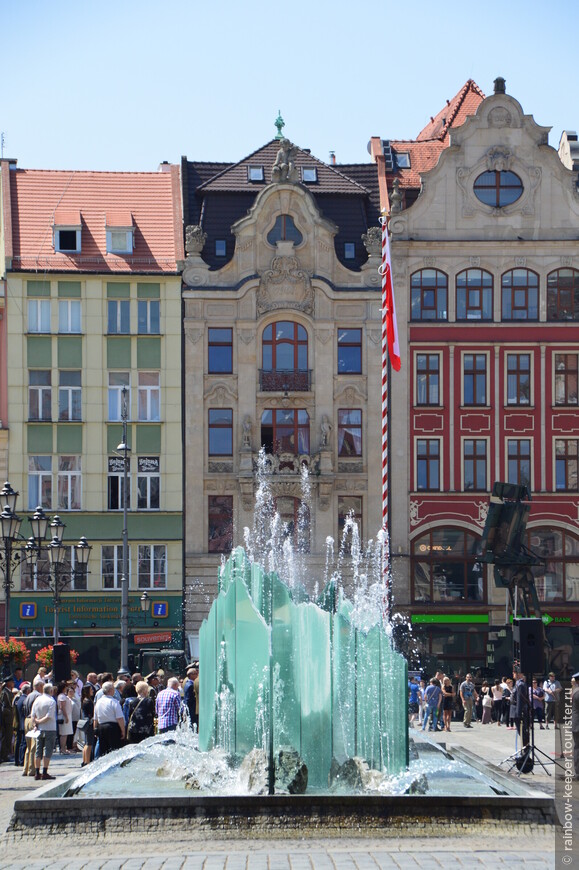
[329, 151, 336, 166]
[493, 77, 506, 94]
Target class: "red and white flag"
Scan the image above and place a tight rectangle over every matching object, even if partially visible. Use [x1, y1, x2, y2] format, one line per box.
[381, 221, 401, 372]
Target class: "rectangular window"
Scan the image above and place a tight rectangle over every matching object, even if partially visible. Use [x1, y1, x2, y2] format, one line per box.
[507, 439, 531, 489]
[28, 299, 51, 333]
[57, 455, 81, 510]
[58, 370, 81, 421]
[29, 371, 52, 421]
[137, 457, 160, 510]
[416, 354, 440, 405]
[106, 230, 133, 254]
[464, 440, 487, 491]
[58, 299, 81, 333]
[108, 372, 130, 421]
[102, 544, 130, 590]
[28, 456, 52, 509]
[208, 328, 233, 374]
[417, 439, 440, 491]
[338, 410, 362, 456]
[248, 166, 264, 182]
[208, 495, 233, 553]
[506, 354, 531, 405]
[302, 168, 317, 183]
[65, 546, 88, 592]
[137, 299, 160, 334]
[555, 354, 578, 406]
[215, 240, 226, 257]
[344, 243, 356, 259]
[337, 328, 362, 374]
[555, 440, 578, 491]
[138, 372, 160, 421]
[338, 496, 362, 553]
[138, 544, 166, 589]
[463, 354, 487, 406]
[54, 228, 81, 253]
[209, 409, 233, 455]
[107, 299, 130, 334]
[107, 456, 131, 510]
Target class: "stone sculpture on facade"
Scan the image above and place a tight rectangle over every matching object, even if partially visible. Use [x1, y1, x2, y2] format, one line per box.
[185, 225, 207, 254]
[271, 139, 300, 183]
[320, 415, 332, 448]
[361, 226, 382, 257]
[257, 253, 314, 316]
[242, 416, 252, 451]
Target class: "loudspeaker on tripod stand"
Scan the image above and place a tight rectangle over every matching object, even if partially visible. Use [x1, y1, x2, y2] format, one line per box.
[513, 618, 544, 674]
[52, 643, 71, 683]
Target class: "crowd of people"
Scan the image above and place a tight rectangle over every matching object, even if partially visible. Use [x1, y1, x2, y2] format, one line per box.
[0, 663, 200, 778]
[409, 669, 570, 733]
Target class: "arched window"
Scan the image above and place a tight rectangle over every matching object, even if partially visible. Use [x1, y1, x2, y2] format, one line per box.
[547, 269, 579, 321]
[267, 214, 303, 246]
[527, 527, 579, 603]
[261, 409, 310, 455]
[501, 269, 539, 320]
[456, 269, 493, 320]
[473, 170, 523, 207]
[261, 322, 309, 391]
[411, 270, 448, 320]
[411, 527, 485, 604]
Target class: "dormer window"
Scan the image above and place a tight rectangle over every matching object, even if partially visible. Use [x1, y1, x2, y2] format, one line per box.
[344, 243, 356, 259]
[53, 208, 81, 253]
[248, 166, 264, 182]
[302, 167, 317, 183]
[395, 152, 411, 169]
[106, 212, 134, 254]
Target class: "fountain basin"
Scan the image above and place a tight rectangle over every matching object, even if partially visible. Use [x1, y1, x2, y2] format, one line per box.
[6, 741, 556, 845]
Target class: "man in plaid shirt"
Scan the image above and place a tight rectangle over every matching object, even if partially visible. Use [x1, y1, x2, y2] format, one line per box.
[155, 677, 182, 733]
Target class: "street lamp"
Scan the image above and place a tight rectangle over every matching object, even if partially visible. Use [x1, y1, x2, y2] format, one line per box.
[118, 385, 131, 672]
[0, 483, 23, 644]
[140, 591, 150, 618]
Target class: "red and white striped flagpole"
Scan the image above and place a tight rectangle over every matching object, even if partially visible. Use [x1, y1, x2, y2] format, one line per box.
[379, 211, 401, 621]
[380, 213, 391, 617]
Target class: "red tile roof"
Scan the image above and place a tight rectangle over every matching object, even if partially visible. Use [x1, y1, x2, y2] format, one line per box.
[376, 80, 486, 198]
[8, 166, 183, 273]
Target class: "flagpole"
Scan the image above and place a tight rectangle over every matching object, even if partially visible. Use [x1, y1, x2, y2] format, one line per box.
[380, 212, 391, 621]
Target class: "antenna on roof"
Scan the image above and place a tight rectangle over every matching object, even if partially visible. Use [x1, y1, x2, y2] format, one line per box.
[1, 133, 4, 158]
[274, 111, 285, 140]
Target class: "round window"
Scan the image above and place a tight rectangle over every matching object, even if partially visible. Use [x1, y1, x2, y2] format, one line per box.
[473, 170, 523, 207]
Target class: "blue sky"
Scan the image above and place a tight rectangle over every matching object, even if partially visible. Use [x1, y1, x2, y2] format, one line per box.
[2, 0, 577, 171]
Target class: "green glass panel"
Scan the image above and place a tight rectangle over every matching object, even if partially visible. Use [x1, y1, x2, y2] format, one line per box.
[136, 425, 161, 453]
[234, 578, 269, 754]
[27, 336, 52, 367]
[297, 604, 332, 789]
[333, 602, 356, 763]
[199, 604, 217, 751]
[56, 424, 82, 453]
[137, 283, 160, 298]
[272, 574, 300, 751]
[27, 424, 53, 454]
[27, 280, 50, 297]
[107, 282, 130, 298]
[58, 281, 81, 297]
[58, 336, 82, 368]
[107, 337, 131, 368]
[137, 337, 161, 369]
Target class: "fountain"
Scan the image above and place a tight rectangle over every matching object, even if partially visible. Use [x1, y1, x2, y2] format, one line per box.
[4, 461, 557, 842]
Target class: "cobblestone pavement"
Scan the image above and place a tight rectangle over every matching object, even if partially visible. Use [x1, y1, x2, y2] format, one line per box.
[0, 721, 569, 869]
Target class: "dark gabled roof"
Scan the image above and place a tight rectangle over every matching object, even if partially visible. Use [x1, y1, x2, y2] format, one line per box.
[197, 140, 371, 196]
[181, 140, 380, 273]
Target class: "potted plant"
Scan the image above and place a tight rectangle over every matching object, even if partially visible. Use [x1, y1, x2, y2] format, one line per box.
[0, 637, 30, 669]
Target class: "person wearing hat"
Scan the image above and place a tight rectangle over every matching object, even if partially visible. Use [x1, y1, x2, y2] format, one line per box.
[572, 672, 579, 780]
[0, 675, 16, 762]
[145, 672, 160, 700]
[14, 682, 31, 766]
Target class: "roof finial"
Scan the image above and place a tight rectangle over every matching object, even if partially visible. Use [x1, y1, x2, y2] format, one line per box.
[274, 110, 285, 140]
[493, 77, 506, 95]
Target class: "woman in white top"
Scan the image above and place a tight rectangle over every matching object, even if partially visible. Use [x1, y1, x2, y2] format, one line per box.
[491, 679, 504, 725]
[57, 681, 73, 754]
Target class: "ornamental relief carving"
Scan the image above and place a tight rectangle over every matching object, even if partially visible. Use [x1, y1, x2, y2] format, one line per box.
[204, 381, 238, 404]
[256, 253, 314, 317]
[185, 326, 204, 344]
[487, 107, 513, 128]
[208, 462, 233, 474]
[561, 257, 572, 267]
[205, 480, 232, 494]
[316, 329, 333, 345]
[333, 380, 367, 403]
[238, 329, 254, 345]
[367, 329, 381, 345]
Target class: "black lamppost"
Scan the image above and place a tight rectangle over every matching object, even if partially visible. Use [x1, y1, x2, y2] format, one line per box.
[24, 511, 91, 644]
[0, 482, 23, 644]
[118, 385, 131, 671]
[140, 591, 151, 621]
